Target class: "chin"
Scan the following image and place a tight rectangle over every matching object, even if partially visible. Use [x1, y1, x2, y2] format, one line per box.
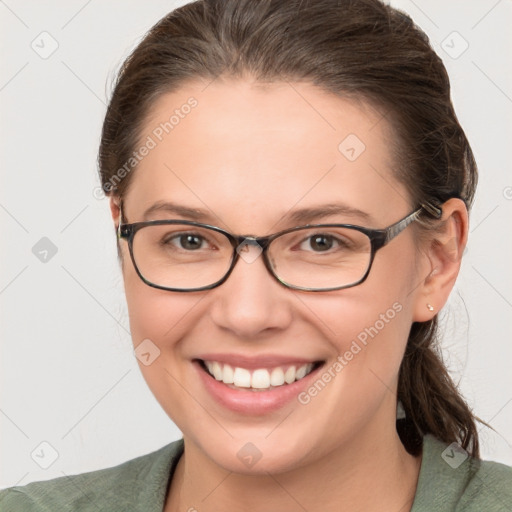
[189, 430, 317, 475]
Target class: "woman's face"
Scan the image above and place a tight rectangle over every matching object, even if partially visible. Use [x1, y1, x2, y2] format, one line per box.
[114, 79, 429, 473]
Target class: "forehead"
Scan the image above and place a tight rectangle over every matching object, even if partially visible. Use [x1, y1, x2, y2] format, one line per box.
[125, 79, 410, 230]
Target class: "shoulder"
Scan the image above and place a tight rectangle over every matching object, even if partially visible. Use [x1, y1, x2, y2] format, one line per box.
[411, 434, 512, 512]
[0, 439, 184, 512]
[455, 455, 512, 511]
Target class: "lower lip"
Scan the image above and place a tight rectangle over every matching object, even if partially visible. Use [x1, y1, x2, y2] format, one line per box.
[194, 360, 323, 415]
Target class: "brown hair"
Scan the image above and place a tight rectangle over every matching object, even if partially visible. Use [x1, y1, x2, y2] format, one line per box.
[98, 0, 488, 457]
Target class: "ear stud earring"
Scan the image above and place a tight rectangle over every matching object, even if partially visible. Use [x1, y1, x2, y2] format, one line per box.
[426, 303, 434, 312]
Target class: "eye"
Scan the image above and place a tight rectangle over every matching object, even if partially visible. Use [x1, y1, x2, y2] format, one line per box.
[298, 233, 351, 253]
[162, 232, 211, 251]
[303, 234, 334, 252]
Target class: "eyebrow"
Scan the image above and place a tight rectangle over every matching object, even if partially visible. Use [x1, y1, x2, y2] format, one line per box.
[142, 201, 373, 226]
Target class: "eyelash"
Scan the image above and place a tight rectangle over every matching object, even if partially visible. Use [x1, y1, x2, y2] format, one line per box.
[161, 231, 352, 253]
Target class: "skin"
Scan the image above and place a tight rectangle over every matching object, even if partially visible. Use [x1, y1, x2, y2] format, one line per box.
[109, 78, 468, 512]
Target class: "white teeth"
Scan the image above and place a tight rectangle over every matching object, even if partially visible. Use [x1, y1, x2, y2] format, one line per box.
[211, 361, 223, 381]
[203, 361, 316, 390]
[284, 366, 296, 384]
[270, 367, 285, 386]
[233, 367, 252, 388]
[251, 369, 270, 389]
[295, 365, 307, 380]
[205, 361, 214, 375]
[222, 363, 234, 384]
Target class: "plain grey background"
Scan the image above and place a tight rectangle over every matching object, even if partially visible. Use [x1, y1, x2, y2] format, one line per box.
[1, 0, 511, 488]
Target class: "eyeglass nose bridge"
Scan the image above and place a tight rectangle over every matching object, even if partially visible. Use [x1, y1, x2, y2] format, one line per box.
[220, 234, 281, 285]
[232, 234, 272, 264]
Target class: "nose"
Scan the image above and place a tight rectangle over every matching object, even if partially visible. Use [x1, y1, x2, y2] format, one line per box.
[208, 242, 293, 338]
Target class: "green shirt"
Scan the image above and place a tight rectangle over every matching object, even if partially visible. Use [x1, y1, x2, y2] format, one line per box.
[1, 434, 511, 511]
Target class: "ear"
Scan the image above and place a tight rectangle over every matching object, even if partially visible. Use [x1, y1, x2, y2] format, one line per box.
[412, 198, 468, 322]
[109, 195, 121, 231]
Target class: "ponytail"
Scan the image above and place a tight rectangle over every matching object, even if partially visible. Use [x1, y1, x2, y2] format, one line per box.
[397, 319, 491, 458]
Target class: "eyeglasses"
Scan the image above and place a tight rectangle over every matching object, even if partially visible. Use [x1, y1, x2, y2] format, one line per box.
[117, 202, 442, 292]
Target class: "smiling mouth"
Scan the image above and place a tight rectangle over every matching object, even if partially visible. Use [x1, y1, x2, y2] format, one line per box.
[196, 359, 324, 392]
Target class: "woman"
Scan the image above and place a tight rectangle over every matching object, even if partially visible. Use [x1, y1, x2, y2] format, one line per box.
[2, 0, 511, 510]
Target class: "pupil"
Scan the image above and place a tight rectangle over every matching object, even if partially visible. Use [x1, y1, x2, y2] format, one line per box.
[181, 234, 201, 250]
[311, 235, 332, 251]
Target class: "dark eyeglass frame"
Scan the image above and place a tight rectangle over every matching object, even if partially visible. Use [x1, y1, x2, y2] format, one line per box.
[117, 201, 442, 293]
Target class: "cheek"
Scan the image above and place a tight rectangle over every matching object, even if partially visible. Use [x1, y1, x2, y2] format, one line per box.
[300, 291, 411, 383]
[122, 266, 205, 425]
[287, 294, 412, 463]
[121, 257, 201, 368]
[296, 246, 417, 382]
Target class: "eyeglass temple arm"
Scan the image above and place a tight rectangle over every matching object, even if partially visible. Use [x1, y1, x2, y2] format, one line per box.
[421, 201, 443, 219]
[385, 201, 443, 243]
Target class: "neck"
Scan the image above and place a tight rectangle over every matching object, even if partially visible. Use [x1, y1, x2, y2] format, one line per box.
[165, 420, 422, 512]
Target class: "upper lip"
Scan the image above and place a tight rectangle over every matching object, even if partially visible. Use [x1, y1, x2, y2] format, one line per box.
[194, 353, 323, 370]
